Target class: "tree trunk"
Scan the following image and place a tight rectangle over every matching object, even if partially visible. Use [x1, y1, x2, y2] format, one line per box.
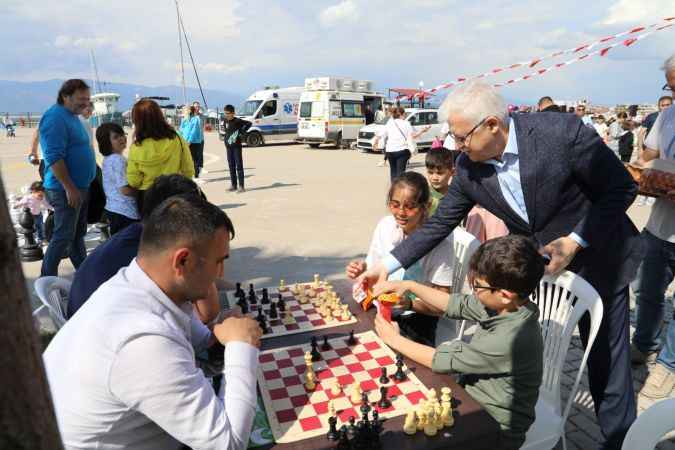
[0, 174, 63, 449]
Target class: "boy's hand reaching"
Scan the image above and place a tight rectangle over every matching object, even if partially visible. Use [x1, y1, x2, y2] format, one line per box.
[357, 262, 388, 289]
[374, 313, 401, 347]
[345, 259, 367, 279]
[372, 280, 408, 298]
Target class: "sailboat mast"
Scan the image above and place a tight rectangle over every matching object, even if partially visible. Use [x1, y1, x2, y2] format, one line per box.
[89, 49, 102, 95]
[175, 0, 187, 106]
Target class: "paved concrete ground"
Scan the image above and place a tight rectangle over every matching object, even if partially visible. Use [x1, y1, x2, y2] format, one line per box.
[2, 127, 674, 448]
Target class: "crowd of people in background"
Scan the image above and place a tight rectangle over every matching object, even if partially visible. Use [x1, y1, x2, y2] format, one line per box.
[5, 51, 674, 450]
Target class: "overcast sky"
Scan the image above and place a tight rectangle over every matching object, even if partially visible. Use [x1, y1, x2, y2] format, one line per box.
[1, 0, 673, 105]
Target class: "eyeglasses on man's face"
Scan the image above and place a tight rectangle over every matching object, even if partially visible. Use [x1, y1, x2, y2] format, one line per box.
[663, 83, 674, 92]
[449, 117, 487, 147]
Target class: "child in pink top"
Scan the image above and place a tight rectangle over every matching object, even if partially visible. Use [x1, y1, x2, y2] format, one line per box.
[15, 181, 51, 242]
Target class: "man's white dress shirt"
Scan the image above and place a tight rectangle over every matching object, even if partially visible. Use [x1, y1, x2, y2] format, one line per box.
[44, 259, 259, 450]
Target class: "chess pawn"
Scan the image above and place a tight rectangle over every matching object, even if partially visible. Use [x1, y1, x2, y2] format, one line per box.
[416, 401, 427, 431]
[332, 307, 342, 320]
[328, 400, 336, 418]
[279, 279, 286, 291]
[314, 273, 320, 288]
[331, 381, 342, 396]
[424, 408, 438, 436]
[305, 371, 316, 390]
[340, 304, 351, 321]
[441, 386, 452, 404]
[350, 383, 362, 404]
[403, 408, 417, 435]
[427, 388, 437, 403]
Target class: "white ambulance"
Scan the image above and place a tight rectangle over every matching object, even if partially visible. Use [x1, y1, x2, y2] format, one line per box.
[296, 77, 386, 148]
[220, 86, 303, 146]
[356, 108, 443, 152]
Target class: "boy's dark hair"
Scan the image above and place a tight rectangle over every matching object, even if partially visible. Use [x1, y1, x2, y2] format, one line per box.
[224, 104, 235, 113]
[95, 122, 125, 156]
[142, 174, 208, 220]
[388, 172, 430, 210]
[425, 148, 454, 171]
[140, 194, 235, 255]
[30, 181, 45, 192]
[658, 95, 672, 105]
[469, 235, 545, 300]
[57, 79, 90, 105]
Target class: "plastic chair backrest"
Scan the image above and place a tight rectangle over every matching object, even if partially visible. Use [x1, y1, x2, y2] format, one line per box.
[531, 271, 603, 420]
[622, 398, 675, 450]
[449, 228, 481, 340]
[34, 276, 72, 329]
[450, 227, 481, 295]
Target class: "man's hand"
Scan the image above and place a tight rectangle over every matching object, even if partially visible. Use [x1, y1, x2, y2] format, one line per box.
[374, 313, 401, 347]
[64, 186, 82, 208]
[193, 283, 220, 324]
[540, 236, 582, 275]
[346, 260, 367, 279]
[357, 262, 388, 290]
[213, 316, 262, 348]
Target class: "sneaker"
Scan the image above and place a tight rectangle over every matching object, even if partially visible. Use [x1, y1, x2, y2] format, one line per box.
[227, 186, 237, 192]
[639, 363, 675, 400]
[631, 343, 658, 365]
[237, 186, 245, 193]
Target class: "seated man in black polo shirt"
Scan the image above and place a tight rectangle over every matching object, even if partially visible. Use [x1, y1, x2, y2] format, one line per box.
[67, 174, 220, 321]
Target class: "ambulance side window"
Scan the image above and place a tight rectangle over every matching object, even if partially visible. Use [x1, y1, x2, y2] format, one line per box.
[260, 100, 277, 117]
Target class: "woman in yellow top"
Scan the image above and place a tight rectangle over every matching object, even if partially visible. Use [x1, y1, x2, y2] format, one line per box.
[127, 99, 195, 212]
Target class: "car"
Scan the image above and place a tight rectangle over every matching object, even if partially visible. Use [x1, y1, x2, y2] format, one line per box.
[356, 108, 442, 153]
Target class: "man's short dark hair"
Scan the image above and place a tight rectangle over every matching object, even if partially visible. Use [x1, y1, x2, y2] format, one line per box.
[140, 194, 235, 255]
[142, 174, 205, 219]
[57, 79, 90, 105]
[469, 235, 545, 300]
[425, 148, 454, 171]
[95, 122, 124, 156]
[224, 104, 235, 113]
[658, 95, 672, 105]
[537, 96, 554, 106]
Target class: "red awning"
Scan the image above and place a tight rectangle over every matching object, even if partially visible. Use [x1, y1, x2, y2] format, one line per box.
[389, 88, 435, 99]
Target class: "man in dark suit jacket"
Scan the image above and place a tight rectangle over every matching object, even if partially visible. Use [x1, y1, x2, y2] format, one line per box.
[366, 82, 643, 449]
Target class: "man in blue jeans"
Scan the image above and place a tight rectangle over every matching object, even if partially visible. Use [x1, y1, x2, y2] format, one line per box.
[40, 79, 96, 276]
[631, 54, 675, 407]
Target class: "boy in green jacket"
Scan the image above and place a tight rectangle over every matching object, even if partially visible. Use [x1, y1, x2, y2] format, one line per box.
[374, 235, 545, 449]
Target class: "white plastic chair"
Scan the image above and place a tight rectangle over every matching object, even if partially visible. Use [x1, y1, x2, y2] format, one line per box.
[34, 276, 72, 330]
[521, 271, 604, 450]
[622, 398, 675, 450]
[435, 227, 481, 343]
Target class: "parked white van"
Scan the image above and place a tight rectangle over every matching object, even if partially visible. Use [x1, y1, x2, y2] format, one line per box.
[356, 108, 442, 152]
[296, 77, 386, 148]
[220, 86, 303, 146]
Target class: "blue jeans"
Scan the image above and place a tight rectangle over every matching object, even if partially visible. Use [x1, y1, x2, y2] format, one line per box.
[631, 230, 675, 371]
[33, 214, 45, 241]
[41, 188, 89, 277]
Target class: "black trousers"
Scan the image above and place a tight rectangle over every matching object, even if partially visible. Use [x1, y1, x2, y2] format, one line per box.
[189, 142, 204, 177]
[387, 149, 411, 182]
[105, 209, 139, 235]
[578, 285, 635, 449]
[225, 144, 245, 188]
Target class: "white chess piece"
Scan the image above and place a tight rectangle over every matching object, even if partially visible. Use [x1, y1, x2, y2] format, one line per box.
[328, 400, 336, 418]
[351, 383, 362, 404]
[416, 401, 427, 431]
[403, 408, 417, 435]
[424, 407, 437, 436]
[331, 380, 342, 396]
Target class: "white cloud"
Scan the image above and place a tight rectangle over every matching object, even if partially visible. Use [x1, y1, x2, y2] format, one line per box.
[319, 0, 359, 27]
[198, 62, 249, 74]
[601, 0, 673, 25]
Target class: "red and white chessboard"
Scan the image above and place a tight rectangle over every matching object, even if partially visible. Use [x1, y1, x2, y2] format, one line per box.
[231, 283, 358, 340]
[257, 330, 430, 443]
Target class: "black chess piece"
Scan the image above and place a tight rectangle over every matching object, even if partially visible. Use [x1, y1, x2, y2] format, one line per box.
[269, 302, 278, 319]
[235, 282, 244, 298]
[379, 367, 388, 384]
[371, 410, 383, 434]
[360, 393, 371, 417]
[236, 296, 249, 314]
[310, 336, 321, 362]
[337, 425, 350, 449]
[347, 330, 356, 346]
[261, 288, 270, 305]
[347, 415, 357, 439]
[257, 316, 268, 334]
[321, 335, 331, 351]
[277, 295, 286, 312]
[327, 416, 339, 441]
[377, 386, 391, 408]
[394, 354, 406, 382]
[248, 283, 254, 296]
[256, 306, 265, 321]
[18, 208, 43, 261]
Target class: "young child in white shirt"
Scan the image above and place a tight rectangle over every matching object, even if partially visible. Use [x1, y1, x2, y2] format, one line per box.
[346, 171, 455, 345]
[14, 180, 51, 242]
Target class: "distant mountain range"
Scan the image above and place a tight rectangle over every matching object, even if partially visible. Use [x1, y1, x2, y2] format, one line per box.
[0, 79, 245, 113]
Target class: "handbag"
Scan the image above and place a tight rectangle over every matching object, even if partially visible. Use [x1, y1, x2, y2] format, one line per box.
[393, 119, 418, 155]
